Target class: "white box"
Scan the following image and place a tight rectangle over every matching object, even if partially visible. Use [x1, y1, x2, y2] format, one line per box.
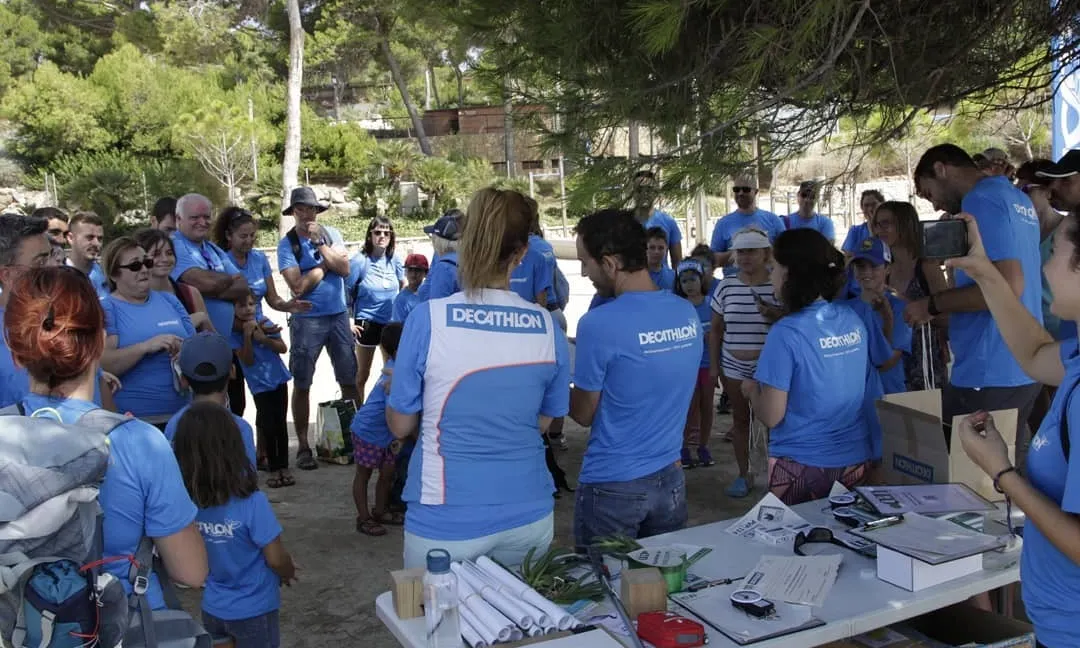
[754, 525, 796, 546]
[875, 545, 983, 592]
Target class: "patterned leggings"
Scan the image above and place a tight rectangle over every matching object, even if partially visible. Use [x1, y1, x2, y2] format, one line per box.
[767, 457, 871, 506]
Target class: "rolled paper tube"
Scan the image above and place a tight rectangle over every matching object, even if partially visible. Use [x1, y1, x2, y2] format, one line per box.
[460, 613, 490, 648]
[510, 628, 523, 641]
[460, 605, 496, 647]
[525, 624, 545, 637]
[476, 555, 576, 631]
[453, 562, 535, 629]
[452, 564, 514, 642]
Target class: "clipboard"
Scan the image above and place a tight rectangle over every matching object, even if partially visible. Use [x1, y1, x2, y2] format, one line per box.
[855, 483, 996, 516]
[669, 585, 825, 645]
[848, 512, 1006, 565]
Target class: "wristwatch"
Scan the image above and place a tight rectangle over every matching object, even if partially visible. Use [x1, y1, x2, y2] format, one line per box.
[927, 294, 941, 317]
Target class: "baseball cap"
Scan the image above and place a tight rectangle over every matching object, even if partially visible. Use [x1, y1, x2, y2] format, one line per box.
[730, 228, 771, 250]
[423, 210, 462, 241]
[676, 259, 705, 276]
[852, 237, 892, 266]
[178, 332, 233, 382]
[404, 253, 429, 270]
[1036, 149, 1080, 179]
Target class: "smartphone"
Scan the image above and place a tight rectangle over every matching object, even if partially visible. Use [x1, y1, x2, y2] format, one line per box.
[920, 219, 969, 259]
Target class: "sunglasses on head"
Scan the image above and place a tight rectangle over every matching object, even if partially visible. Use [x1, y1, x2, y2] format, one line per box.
[733, 186, 754, 194]
[117, 258, 154, 272]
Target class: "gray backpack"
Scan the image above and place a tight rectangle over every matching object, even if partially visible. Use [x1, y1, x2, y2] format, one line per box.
[0, 405, 209, 648]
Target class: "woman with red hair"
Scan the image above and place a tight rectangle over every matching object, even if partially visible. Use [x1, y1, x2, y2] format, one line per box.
[5, 266, 208, 608]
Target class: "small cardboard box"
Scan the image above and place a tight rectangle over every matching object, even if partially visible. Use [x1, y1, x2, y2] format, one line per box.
[820, 604, 1034, 648]
[876, 390, 1018, 502]
[876, 546, 983, 592]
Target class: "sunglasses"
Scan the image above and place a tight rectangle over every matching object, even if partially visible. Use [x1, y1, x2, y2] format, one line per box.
[371, 229, 393, 237]
[733, 186, 754, 194]
[794, 526, 876, 557]
[117, 258, 154, 273]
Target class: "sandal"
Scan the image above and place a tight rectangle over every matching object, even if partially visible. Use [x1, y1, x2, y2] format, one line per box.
[278, 470, 296, 487]
[376, 511, 405, 526]
[266, 476, 284, 489]
[296, 448, 318, 471]
[356, 517, 387, 536]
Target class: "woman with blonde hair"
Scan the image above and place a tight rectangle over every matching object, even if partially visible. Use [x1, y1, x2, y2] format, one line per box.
[387, 188, 572, 568]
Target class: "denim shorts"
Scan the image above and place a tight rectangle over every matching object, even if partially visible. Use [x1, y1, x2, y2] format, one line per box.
[574, 462, 687, 550]
[288, 312, 357, 389]
[202, 609, 279, 648]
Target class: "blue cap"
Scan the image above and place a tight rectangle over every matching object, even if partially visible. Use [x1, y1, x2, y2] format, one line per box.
[426, 548, 451, 574]
[423, 211, 462, 241]
[676, 259, 705, 276]
[852, 237, 891, 266]
[177, 332, 233, 382]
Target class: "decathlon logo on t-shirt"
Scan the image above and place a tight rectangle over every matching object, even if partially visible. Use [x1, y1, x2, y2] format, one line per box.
[446, 304, 548, 333]
[819, 329, 862, 355]
[158, 319, 180, 328]
[197, 520, 241, 544]
[638, 318, 699, 350]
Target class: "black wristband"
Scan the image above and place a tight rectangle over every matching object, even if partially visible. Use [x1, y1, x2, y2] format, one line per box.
[993, 466, 1017, 493]
[928, 295, 941, 316]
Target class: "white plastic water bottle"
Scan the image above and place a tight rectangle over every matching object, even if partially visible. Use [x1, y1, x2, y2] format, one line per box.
[423, 549, 463, 648]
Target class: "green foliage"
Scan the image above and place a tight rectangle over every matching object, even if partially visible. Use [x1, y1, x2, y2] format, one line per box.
[1, 62, 113, 163]
[46, 150, 225, 228]
[0, 4, 46, 95]
[301, 105, 379, 179]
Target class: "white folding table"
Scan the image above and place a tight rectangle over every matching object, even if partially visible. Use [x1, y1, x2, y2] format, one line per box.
[375, 499, 1020, 648]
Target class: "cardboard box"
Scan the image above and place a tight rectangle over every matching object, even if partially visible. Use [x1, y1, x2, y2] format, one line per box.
[389, 568, 425, 619]
[876, 390, 1018, 502]
[876, 546, 983, 592]
[820, 605, 1034, 648]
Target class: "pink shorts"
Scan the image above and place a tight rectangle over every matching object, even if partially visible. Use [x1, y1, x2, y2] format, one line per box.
[352, 436, 395, 469]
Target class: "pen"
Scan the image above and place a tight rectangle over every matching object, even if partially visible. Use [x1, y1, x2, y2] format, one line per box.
[687, 576, 744, 592]
[862, 514, 904, 531]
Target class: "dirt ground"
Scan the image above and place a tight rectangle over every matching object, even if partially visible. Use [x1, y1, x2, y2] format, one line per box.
[177, 407, 753, 647]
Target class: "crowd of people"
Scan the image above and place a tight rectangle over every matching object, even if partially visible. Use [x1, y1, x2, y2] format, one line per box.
[3, 140, 1080, 647]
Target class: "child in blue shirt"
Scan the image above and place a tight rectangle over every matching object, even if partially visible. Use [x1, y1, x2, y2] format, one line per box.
[233, 290, 293, 489]
[351, 322, 405, 536]
[674, 259, 717, 469]
[646, 227, 676, 291]
[173, 401, 296, 648]
[392, 254, 428, 322]
[848, 239, 912, 395]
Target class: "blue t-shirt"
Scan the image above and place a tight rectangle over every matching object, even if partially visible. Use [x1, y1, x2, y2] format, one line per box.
[755, 301, 872, 467]
[418, 252, 460, 302]
[230, 330, 290, 395]
[233, 249, 273, 321]
[842, 223, 872, 254]
[0, 307, 29, 409]
[710, 210, 786, 277]
[21, 394, 197, 610]
[392, 288, 422, 323]
[197, 492, 283, 620]
[645, 211, 682, 268]
[844, 294, 912, 395]
[171, 233, 241, 335]
[528, 235, 558, 303]
[349, 252, 404, 324]
[588, 294, 615, 311]
[690, 297, 712, 368]
[351, 362, 393, 448]
[275, 226, 348, 318]
[785, 213, 836, 242]
[649, 268, 676, 292]
[389, 289, 570, 541]
[103, 292, 195, 418]
[68, 259, 110, 300]
[1021, 338, 1080, 647]
[510, 243, 555, 304]
[840, 298, 902, 460]
[574, 290, 702, 483]
[951, 176, 1043, 388]
[164, 403, 257, 468]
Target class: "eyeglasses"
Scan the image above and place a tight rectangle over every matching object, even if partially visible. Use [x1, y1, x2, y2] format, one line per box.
[116, 258, 154, 273]
[47, 228, 67, 237]
[733, 186, 754, 194]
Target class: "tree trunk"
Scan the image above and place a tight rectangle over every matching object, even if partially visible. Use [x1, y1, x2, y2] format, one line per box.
[378, 24, 433, 156]
[454, 65, 465, 108]
[429, 64, 442, 109]
[281, 0, 304, 234]
[503, 75, 515, 177]
[628, 120, 640, 158]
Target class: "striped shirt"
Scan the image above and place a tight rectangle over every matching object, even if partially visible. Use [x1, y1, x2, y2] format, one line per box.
[710, 277, 777, 351]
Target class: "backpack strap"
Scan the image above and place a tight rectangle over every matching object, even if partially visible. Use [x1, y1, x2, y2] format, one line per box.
[129, 536, 160, 648]
[286, 228, 302, 263]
